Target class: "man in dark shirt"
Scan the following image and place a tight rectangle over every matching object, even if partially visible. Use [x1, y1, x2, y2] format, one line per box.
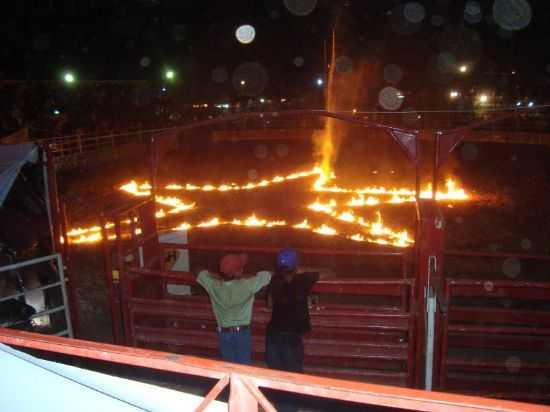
[266, 248, 320, 373]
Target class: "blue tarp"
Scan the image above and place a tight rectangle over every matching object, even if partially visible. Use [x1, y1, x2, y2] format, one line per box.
[0, 343, 226, 411]
[0, 143, 39, 206]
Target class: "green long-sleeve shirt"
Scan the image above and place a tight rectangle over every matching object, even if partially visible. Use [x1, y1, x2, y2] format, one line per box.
[197, 270, 272, 328]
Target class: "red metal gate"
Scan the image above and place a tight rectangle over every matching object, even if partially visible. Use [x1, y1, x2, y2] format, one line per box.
[438, 251, 550, 401]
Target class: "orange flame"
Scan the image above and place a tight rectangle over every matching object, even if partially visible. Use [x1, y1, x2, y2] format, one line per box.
[68, 163, 468, 247]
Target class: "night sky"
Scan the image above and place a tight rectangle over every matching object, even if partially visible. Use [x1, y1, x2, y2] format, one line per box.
[2, 0, 550, 112]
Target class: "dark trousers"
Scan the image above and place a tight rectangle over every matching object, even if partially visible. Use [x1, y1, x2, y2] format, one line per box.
[265, 330, 304, 412]
[265, 330, 304, 373]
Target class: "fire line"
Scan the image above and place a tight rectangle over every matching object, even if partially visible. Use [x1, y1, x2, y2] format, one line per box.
[66, 165, 469, 247]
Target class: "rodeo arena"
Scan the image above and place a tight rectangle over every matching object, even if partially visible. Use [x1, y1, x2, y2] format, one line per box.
[3, 1, 550, 411]
[3, 103, 550, 411]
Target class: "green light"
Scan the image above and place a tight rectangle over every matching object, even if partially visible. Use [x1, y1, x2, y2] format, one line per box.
[165, 70, 175, 80]
[63, 72, 76, 84]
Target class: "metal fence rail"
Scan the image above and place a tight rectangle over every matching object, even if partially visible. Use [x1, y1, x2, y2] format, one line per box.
[0, 328, 547, 412]
[0, 254, 73, 338]
[439, 250, 550, 400]
[35, 107, 550, 167]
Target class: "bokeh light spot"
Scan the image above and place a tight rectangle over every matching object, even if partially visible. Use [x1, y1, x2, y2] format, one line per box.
[461, 143, 479, 161]
[212, 67, 228, 83]
[493, 0, 532, 31]
[520, 238, 532, 250]
[335, 56, 353, 73]
[232, 62, 269, 96]
[505, 356, 522, 373]
[293, 56, 305, 67]
[276, 144, 289, 157]
[235, 24, 256, 44]
[247, 169, 258, 180]
[254, 144, 269, 159]
[378, 87, 404, 110]
[383, 64, 404, 84]
[404, 2, 426, 24]
[502, 257, 521, 278]
[431, 15, 445, 27]
[284, 0, 318, 16]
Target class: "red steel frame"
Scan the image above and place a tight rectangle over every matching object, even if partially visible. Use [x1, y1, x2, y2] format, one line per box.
[438, 250, 550, 400]
[44, 145, 81, 336]
[1, 327, 547, 412]
[121, 265, 417, 386]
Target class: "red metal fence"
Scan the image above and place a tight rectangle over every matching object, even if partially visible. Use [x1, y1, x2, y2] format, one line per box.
[1, 327, 547, 412]
[97, 196, 419, 386]
[122, 267, 416, 387]
[439, 250, 550, 401]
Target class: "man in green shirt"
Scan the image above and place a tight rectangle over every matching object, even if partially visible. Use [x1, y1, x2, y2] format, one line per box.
[197, 253, 271, 364]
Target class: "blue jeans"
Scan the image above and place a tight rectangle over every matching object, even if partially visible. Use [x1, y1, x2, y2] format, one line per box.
[218, 329, 252, 365]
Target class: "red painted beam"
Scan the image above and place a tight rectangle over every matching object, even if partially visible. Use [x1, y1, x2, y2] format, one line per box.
[0, 328, 547, 412]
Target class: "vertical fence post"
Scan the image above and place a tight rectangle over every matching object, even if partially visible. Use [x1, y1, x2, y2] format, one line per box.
[414, 199, 446, 389]
[60, 201, 80, 337]
[56, 253, 74, 338]
[101, 214, 123, 344]
[77, 133, 83, 153]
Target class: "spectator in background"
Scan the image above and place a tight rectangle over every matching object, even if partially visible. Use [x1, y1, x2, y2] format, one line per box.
[197, 254, 271, 365]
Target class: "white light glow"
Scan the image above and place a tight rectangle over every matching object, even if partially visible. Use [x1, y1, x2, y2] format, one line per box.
[236, 24, 256, 44]
[63, 72, 75, 83]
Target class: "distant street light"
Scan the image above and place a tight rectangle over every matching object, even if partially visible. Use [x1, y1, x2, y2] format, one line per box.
[165, 69, 176, 81]
[528, 101, 535, 108]
[316, 77, 324, 86]
[63, 71, 76, 84]
[449, 90, 459, 99]
[478, 94, 488, 104]
[459, 65, 468, 74]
